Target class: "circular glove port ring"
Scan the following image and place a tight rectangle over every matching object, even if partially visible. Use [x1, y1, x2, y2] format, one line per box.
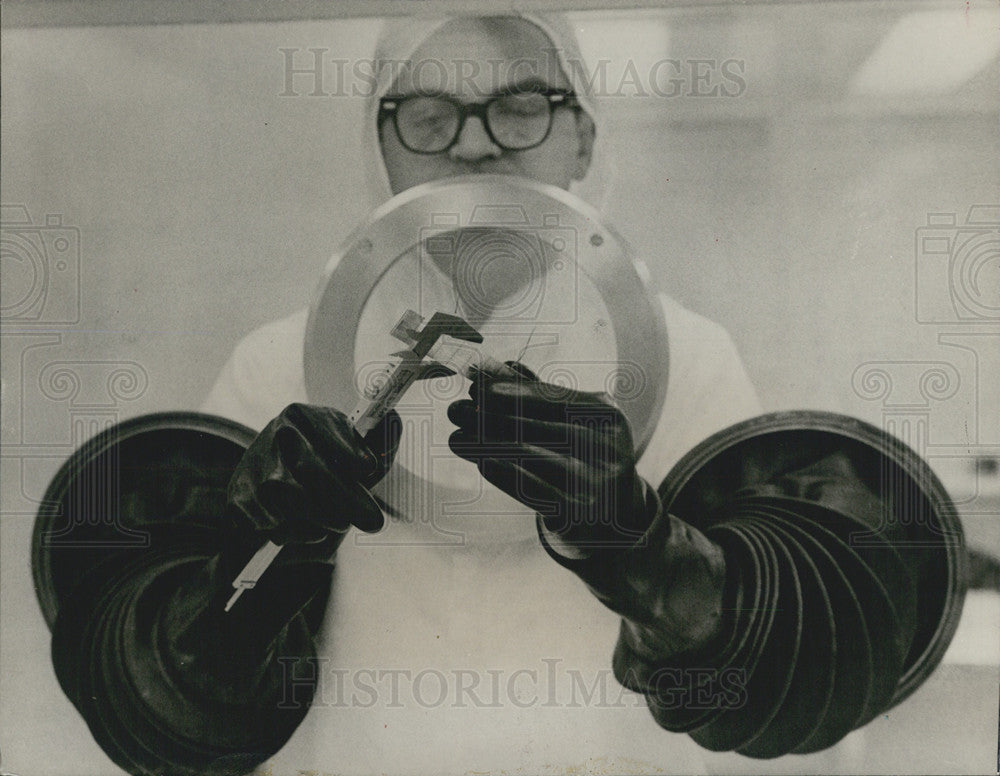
[657, 409, 966, 711]
[32, 412, 256, 629]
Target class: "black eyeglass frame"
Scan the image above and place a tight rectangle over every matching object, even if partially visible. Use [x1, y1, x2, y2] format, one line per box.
[378, 88, 580, 154]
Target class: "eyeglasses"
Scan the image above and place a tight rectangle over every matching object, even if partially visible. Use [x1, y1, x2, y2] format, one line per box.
[379, 88, 579, 154]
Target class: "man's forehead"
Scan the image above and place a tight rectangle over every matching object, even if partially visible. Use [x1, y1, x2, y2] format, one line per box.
[389, 17, 571, 97]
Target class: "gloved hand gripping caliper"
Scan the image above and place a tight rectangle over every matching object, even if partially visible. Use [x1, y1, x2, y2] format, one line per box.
[224, 309, 515, 611]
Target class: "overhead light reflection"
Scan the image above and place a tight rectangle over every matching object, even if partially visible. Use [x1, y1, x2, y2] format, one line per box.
[567, 13, 671, 98]
[850, 7, 1000, 96]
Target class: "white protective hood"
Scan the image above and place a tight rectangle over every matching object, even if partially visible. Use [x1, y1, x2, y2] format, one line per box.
[359, 12, 613, 210]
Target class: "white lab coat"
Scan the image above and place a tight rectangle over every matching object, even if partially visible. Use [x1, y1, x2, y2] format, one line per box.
[200, 13, 761, 774]
[202, 293, 760, 775]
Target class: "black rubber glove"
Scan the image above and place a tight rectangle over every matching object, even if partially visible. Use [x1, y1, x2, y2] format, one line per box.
[447, 364, 656, 556]
[447, 365, 729, 663]
[227, 403, 402, 544]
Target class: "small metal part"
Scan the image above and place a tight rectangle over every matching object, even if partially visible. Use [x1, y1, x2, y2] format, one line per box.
[224, 540, 282, 611]
[389, 309, 423, 348]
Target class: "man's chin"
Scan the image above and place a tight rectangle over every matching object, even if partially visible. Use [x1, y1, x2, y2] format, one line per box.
[372, 462, 542, 550]
[395, 508, 541, 550]
[394, 166, 535, 193]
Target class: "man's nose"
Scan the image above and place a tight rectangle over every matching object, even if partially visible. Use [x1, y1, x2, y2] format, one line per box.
[448, 115, 502, 162]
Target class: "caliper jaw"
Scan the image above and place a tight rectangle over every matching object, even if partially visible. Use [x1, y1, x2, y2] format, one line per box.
[391, 310, 484, 356]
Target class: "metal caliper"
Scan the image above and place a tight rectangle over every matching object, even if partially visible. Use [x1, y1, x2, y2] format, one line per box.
[225, 309, 510, 611]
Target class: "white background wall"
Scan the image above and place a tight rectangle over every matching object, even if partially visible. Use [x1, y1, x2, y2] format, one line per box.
[2, 3, 998, 774]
